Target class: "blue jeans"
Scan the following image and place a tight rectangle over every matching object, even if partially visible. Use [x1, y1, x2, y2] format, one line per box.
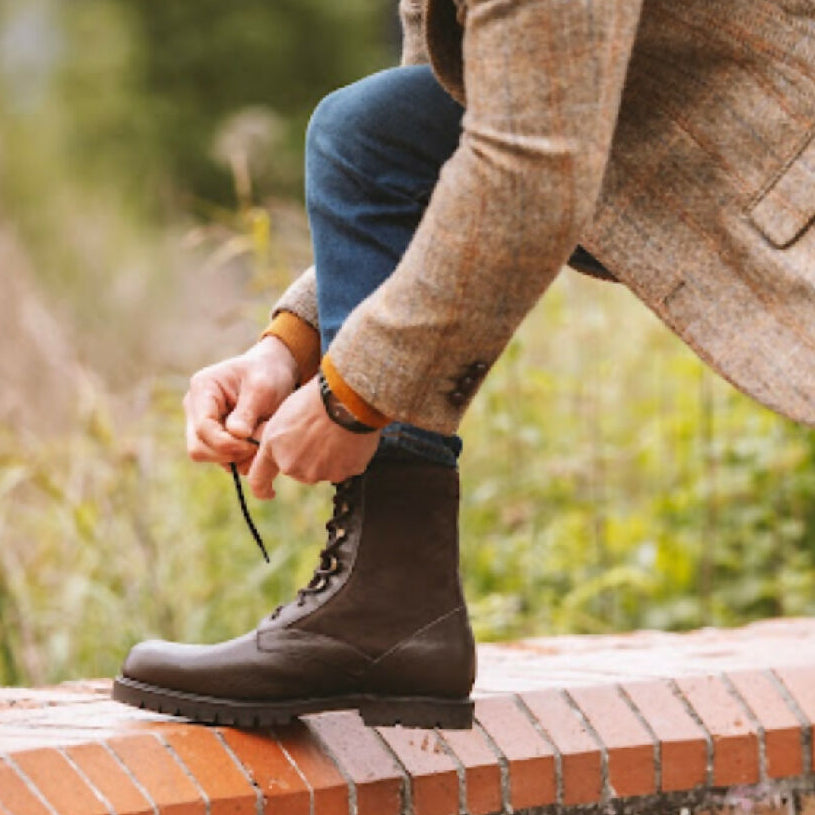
[306, 65, 464, 467]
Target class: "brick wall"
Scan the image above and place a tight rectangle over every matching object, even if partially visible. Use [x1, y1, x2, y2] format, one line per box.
[2, 618, 815, 814]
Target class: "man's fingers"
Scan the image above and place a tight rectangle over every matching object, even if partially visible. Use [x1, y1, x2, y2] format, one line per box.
[251, 420, 268, 446]
[185, 402, 258, 465]
[184, 416, 230, 463]
[225, 372, 281, 440]
[247, 439, 280, 500]
[235, 459, 253, 476]
[187, 416, 256, 463]
[181, 342, 304, 485]
[184, 379, 256, 463]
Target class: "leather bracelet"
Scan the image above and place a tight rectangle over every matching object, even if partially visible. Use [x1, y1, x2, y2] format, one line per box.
[318, 371, 378, 434]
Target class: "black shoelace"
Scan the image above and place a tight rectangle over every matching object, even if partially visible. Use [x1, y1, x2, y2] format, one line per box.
[269, 478, 352, 619]
[230, 462, 270, 563]
[229, 436, 270, 562]
[229, 444, 353, 599]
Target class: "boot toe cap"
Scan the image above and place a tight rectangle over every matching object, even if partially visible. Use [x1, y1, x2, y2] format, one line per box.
[121, 639, 197, 688]
[120, 634, 262, 697]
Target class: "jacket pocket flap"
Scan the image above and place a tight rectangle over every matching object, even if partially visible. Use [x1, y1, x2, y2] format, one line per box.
[749, 134, 815, 248]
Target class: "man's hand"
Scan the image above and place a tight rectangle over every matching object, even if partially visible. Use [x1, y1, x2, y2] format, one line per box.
[183, 336, 299, 479]
[247, 377, 381, 498]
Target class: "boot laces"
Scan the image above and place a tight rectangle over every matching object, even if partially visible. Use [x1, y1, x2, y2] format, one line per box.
[270, 478, 355, 619]
[229, 462, 355, 618]
[230, 462, 270, 562]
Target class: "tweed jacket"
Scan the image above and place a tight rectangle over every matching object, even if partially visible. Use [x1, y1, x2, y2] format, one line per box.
[275, 0, 815, 435]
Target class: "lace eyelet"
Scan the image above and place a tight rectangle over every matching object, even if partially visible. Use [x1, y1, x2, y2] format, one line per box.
[266, 478, 356, 616]
[312, 574, 330, 593]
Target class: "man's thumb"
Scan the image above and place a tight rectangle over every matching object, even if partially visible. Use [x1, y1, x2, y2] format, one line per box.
[226, 391, 267, 439]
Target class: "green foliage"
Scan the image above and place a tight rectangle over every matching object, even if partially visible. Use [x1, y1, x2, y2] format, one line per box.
[5, 263, 815, 686]
[90, 0, 391, 204]
[0, 376, 334, 684]
[460, 277, 815, 640]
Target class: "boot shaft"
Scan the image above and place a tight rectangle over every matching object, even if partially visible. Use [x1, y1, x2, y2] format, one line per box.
[295, 459, 467, 656]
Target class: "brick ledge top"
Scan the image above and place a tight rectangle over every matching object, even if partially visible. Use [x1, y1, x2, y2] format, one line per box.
[1, 618, 815, 815]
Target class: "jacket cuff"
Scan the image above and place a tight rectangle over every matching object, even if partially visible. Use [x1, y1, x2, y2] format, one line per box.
[321, 354, 391, 429]
[261, 311, 321, 384]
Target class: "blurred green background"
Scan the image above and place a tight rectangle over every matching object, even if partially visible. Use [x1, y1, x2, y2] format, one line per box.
[2, 0, 814, 686]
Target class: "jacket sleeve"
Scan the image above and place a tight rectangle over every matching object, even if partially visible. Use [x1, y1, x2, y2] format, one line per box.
[265, 266, 321, 382]
[399, 0, 429, 66]
[326, 0, 643, 434]
[270, 265, 319, 330]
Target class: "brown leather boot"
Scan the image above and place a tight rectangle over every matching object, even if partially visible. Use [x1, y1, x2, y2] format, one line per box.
[112, 459, 476, 729]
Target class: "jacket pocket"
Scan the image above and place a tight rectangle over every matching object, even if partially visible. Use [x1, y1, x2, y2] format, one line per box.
[749, 132, 815, 249]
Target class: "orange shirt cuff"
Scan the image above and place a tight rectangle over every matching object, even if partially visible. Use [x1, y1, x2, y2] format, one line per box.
[321, 354, 391, 429]
[261, 312, 321, 384]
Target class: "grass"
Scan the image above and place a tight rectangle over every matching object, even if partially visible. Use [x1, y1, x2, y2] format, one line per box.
[3, 203, 815, 688]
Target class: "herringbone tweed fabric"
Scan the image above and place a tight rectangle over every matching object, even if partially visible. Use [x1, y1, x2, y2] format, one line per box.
[275, 0, 815, 434]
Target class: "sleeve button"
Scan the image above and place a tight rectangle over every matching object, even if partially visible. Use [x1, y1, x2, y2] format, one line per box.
[448, 390, 468, 407]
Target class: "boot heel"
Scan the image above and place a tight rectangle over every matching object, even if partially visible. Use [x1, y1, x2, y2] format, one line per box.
[359, 696, 473, 730]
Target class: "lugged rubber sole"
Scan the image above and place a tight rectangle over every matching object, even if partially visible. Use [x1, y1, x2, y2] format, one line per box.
[112, 676, 474, 730]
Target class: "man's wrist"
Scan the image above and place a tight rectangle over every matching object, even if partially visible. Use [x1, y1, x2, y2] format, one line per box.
[320, 355, 391, 430]
[260, 311, 321, 384]
[250, 335, 299, 389]
[318, 371, 379, 434]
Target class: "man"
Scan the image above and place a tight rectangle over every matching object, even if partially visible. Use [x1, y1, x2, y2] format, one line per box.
[113, 0, 815, 729]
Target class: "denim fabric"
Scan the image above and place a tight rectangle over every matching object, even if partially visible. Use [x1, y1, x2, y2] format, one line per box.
[306, 65, 464, 467]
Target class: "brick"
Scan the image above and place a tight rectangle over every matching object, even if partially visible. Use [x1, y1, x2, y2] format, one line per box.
[6, 623, 815, 815]
[0, 688, 100, 710]
[0, 727, 113, 754]
[521, 689, 603, 806]
[1, 699, 156, 730]
[163, 728, 258, 815]
[755, 806, 795, 815]
[64, 743, 153, 815]
[0, 700, 163, 754]
[698, 807, 790, 815]
[475, 695, 556, 810]
[219, 728, 309, 815]
[727, 671, 803, 779]
[570, 685, 656, 798]
[439, 726, 502, 815]
[307, 711, 404, 815]
[622, 679, 708, 792]
[799, 794, 815, 815]
[57, 680, 112, 696]
[675, 675, 760, 786]
[0, 761, 53, 815]
[107, 733, 206, 815]
[774, 666, 815, 771]
[12, 748, 109, 815]
[376, 727, 459, 815]
[276, 720, 349, 815]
